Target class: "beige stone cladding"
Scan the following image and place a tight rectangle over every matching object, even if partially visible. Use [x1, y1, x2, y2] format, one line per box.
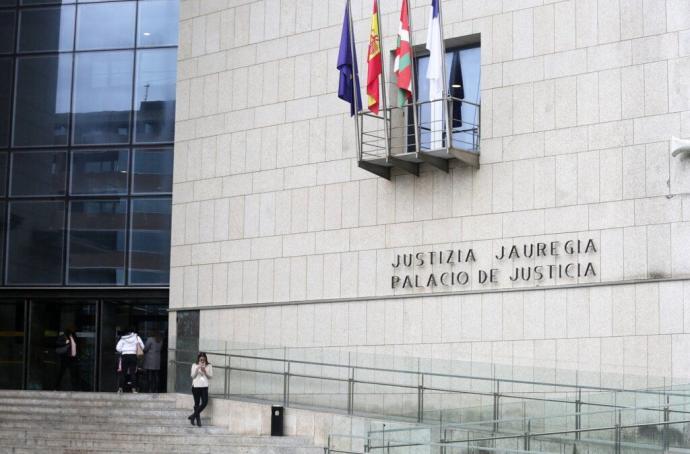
[172, 0, 690, 385]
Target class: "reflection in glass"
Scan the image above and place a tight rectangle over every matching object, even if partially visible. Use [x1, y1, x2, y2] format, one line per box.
[0, 12, 15, 54]
[0, 300, 24, 390]
[137, 0, 179, 47]
[132, 148, 172, 193]
[13, 54, 72, 146]
[7, 201, 65, 285]
[134, 49, 176, 143]
[71, 149, 128, 195]
[18, 6, 75, 52]
[75, 1, 135, 50]
[73, 51, 133, 145]
[27, 301, 95, 391]
[414, 47, 481, 151]
[130, 198, 171, 285]
[0, 58, 11, 146]
[11, 151, 66, 196]
[68, 199, 126, 285]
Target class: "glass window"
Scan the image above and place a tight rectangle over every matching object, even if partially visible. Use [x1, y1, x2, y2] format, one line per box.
[18, 6, 75, 52]
[75, 1, 135, 50]
[13, 54, 72, 147]
[132, 148, 172, 193]
[134, 49, 176, 143]
[0, 0, 16, 6]
[137, 0, 179, 47]
[71, 149, 129, 195]
[68, 199, 127, 285]
[0, 58, 11, 147]
[11, 151, 67, 196]
[73, 50, 133, 145]
[0, 11, 15, 54]
[7, 200, 65, 285]
[414, 46, 481, 151]
[20, 0, 75, 4]
[129, 198, 170, 285]
[0, 152, 8, 196]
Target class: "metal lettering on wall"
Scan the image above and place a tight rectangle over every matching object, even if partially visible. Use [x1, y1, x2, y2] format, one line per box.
[391, 239, 597, 289]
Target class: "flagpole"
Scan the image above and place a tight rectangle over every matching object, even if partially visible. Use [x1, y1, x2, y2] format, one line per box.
[437, 0, 451, 150]
[346, 0, 363, 163]
[374, 0, 392, 160]
[405, 0, 421, 156]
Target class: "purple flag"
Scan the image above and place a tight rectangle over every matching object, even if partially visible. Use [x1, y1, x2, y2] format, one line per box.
[337, 1, 362, 116]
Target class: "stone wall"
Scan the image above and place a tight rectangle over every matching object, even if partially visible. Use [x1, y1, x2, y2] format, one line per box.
[172, 0, 690, 385]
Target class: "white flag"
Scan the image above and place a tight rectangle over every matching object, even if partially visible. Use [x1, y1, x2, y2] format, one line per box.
[426, 0, 444, 149]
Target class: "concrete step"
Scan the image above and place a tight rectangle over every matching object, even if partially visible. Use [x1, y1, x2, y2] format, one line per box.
[0, 438, 323, 454]
[0, 396, 175, 409]
[0, 412, 210, 426]
[0, 391, 323, 453]
[0, 390, 177, 402]
[0, 441, 323, 454]
[0, 403, 191, 418]
[0, 420, 231, 435]
[0, 428, 314, 447]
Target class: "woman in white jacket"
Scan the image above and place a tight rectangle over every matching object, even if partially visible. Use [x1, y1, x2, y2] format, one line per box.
[115, 329, 145, 393]
[188, 352, 212, 427]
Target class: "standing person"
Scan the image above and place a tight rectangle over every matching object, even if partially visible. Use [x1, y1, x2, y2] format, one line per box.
[188, 352, 212, 427]
[116, 328, 144, 393]
[55, 328, 79, 390]
[143, 332, 164, 393]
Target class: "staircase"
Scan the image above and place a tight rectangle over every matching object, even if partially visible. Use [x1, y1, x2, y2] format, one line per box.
[0, 391, 323, 454]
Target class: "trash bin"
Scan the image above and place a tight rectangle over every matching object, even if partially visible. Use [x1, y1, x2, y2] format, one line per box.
[271, 405, 284, 436]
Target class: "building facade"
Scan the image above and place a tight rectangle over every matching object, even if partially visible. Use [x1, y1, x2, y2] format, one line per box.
[0, 0, 178, 391]
[173, 0, 690, 388]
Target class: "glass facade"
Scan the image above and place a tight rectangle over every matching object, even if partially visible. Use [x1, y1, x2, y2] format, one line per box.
[0, 0, 177, 391]
[0, 0, 177, 286]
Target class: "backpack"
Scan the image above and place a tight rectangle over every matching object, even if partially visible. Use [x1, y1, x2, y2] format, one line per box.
[55, 335, 69, 355]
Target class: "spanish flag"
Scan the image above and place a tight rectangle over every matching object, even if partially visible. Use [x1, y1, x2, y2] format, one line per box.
[366, 0, 382, 114]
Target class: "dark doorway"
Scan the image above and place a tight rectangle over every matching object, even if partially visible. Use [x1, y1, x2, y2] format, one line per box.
[27, 300, 97, 391]
[0, 300, 25, 389]
[99, 300, 167, 392]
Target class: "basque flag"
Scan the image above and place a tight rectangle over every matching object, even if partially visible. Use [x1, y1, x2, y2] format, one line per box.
[394, 0, 413, 106]
[337, 0, 362, 116]
[426, 0, 444, 147]
[366, 0, 382, 114]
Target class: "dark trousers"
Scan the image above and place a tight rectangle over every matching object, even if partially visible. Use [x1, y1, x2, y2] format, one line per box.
[192, 387, 209, 418]
[56, 356, 79, 390]
[145, 369, 160, 393]
[118, 354, 139, 390]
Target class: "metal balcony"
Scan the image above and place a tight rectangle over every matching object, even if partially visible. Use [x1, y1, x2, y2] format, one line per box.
[357, 97, 480, 179]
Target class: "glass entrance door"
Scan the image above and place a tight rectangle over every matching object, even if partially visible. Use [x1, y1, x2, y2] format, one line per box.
[0, 300, 25, 389]
[99, 300, 167, 391]
[27, 300, 96, 391]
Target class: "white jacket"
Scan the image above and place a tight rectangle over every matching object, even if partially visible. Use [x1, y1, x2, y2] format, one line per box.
[191, 363, 213, 388]
[116, 333, 144, 355]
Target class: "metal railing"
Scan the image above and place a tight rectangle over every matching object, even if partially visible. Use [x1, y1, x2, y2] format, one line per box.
[169, 347, 690, 429]
[356, 97, 480, 179]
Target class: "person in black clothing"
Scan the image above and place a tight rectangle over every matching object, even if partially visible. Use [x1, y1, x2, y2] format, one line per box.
[55, 328, 79, 390]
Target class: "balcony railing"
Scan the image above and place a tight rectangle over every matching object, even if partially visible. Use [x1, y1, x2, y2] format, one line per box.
[356, 96, 480, 179]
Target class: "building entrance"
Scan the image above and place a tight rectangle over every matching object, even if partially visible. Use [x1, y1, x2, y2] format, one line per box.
[0, 290, 168, 392]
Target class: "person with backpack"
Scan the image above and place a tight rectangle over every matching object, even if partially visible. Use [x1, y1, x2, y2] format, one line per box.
[55, 328, 79, 390]
[115, 328, 145, 393]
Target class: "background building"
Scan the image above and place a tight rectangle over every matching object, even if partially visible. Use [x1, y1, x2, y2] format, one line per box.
[170, 0, 690, 393]
[0, 0, 178, 391]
